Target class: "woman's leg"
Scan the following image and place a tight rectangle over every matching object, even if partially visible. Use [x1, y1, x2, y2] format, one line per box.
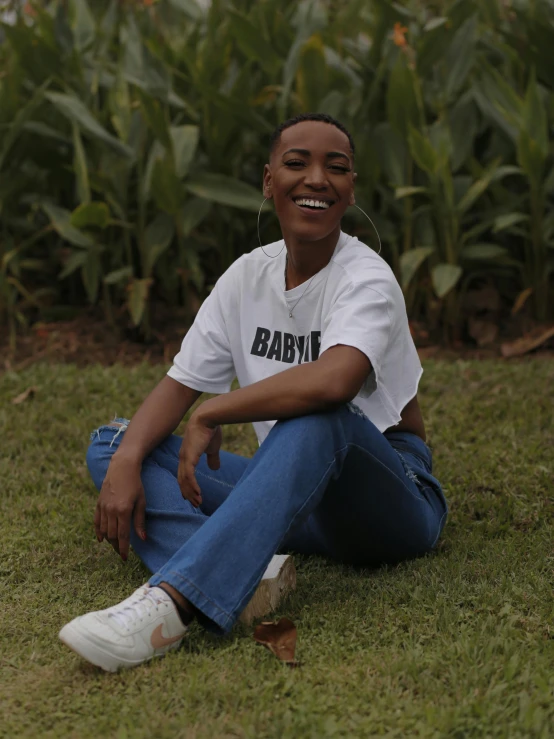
[148, 405, 447, 634]
[86, 419, 249, 574]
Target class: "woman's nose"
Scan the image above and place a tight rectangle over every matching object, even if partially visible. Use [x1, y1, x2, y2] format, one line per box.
[303, 164, 328, 190]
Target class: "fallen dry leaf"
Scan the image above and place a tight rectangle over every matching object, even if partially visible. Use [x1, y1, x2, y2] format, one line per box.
[11, 386, 37, 405]
[253, 617, 299, 667]
[501, 325, 554, 358]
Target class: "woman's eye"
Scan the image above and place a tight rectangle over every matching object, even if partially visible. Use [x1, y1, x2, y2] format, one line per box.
[330, 165, 349, 173]
[284, 160, 305, 167]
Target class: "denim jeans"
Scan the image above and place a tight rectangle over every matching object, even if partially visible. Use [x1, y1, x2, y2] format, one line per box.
[86, 404, 447, 635]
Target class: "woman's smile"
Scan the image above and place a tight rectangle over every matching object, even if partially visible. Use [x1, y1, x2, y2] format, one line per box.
[292, 195, 335, 214]
[264, 120, 356, 244]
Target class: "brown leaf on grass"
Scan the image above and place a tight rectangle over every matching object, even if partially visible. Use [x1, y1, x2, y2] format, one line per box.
[11, 386, 37, 405]
[468, 317, 499, 347]
[253, 617, 299, 667]
[501, 325, 554, 358]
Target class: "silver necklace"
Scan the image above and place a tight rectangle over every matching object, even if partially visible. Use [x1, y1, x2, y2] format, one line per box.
[285, 254, 319, 318]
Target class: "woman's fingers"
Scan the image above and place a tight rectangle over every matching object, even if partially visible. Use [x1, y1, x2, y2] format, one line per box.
[178, 459, 202, 506]
[107, 508, 118, 542]
[117, 514, 131, 561]
[206, 451, 220, 470]
[100, 505, 109, 543]
[133, 493, 147, 542]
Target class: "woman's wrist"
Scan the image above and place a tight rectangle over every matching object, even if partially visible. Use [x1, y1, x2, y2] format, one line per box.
[191, 399, 220, 429]
[112, 446, 144, 468]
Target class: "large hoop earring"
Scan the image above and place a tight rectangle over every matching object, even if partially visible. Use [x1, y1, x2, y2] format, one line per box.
[352, 204, 382, 256]
[258, 198, 284, 258]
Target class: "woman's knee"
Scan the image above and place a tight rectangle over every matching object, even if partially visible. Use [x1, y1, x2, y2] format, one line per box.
[85, 418, 130, 490]
[274, 406, 342, 433]
[272, 404, 372, 444]
[86, 440, 107, 491]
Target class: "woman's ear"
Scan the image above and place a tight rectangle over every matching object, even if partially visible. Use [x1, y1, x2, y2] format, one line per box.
[263, 164, 272, 199]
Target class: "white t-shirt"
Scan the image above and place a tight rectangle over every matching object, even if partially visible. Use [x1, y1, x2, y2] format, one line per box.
[168, 231, 422, 445]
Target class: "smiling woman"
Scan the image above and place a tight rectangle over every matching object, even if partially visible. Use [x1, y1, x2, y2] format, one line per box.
[59, 113, 448, 673]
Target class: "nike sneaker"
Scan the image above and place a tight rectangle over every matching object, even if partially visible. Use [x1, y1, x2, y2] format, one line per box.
[59, 585, 188, 672]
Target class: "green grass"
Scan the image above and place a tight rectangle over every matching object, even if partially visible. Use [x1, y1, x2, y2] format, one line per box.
[1, 359, 553, 739]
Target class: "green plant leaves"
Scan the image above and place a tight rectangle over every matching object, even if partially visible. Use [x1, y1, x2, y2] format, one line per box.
[127, 278, 153, 326]
[170, 126, 199, 180]
[228, 10, 280, 73]
[461, 244, 509, 260]
[186, 174, 266, 212]
[395, 187, 428, 200]
[432, 263, 463, 298]
[493, 213, 529, 233]
[42, 204, 94, 248]
[70, 202, 110, 229]
[81, 249, 101, 303]
[45, 92, 133, 158]
[3, 0, 554, 338]
[144, 213, 175, 277]
[72, 123, 90, 204]
[400, 246, 434, 290]
[59, 251, 88, 279]
[181, 198, 211, 236]
[151, 156, 182, 215]
[167, 0, 203, 21]
[387, 56, 422, 138]
[522, 70, 548, 158]
[408, 126, 438, 175]
[296, 34, 328, 111]
[457, 160, 501, 214]
[443, 16, 477, 102]
[104, 266, 133, 285]
[70, 0, 96, 52]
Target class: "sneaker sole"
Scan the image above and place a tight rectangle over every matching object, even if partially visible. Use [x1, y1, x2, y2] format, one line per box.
[239, 554, 296, 625]
[59, 622, 181, 673]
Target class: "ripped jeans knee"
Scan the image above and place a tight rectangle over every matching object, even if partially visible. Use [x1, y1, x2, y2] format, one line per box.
[89, 415, 131, 447]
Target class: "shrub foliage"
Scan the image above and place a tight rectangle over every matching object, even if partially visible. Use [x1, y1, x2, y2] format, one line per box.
[1, 0, 553, 343]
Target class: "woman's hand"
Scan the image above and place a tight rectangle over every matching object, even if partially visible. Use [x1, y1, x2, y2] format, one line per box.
[178, 415, 222, 508]
[94, 458, 147, 561]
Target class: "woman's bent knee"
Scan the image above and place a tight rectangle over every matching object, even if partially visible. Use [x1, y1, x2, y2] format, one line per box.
[86, 417, 130, 490]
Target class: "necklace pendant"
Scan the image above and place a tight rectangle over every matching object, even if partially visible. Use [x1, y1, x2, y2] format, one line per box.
[289, 312, 293, 318]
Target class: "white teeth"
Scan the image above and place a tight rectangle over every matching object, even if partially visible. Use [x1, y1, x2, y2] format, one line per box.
[294, 198, 330, 209]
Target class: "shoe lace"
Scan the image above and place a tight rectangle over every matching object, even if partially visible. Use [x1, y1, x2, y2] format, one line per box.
[108, 587, 169, 631]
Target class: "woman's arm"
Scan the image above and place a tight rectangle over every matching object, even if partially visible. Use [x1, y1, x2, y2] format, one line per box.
[176, 345, 371, 507]
[95, 377, 202, 559]
[113, 376, 202, 464]
[193, 345, 371, 428]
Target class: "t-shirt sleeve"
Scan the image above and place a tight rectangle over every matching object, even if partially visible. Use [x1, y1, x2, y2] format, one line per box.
[320, 282, 391, 394]
[167, 277, 236, 394]
[320, 276, 422, 419]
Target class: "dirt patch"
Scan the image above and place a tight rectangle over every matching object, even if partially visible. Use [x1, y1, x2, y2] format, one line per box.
[1, 310, 553, 374]
[1, 311, 185, 373]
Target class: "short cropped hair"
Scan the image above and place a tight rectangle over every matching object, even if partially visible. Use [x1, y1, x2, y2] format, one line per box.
[269, 113, 355, 156]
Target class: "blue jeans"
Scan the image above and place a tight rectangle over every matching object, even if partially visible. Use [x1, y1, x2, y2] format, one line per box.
[86, 404, 447, 635]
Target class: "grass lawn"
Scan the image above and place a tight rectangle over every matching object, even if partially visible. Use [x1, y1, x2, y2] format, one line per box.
[1, 359, 553, 739]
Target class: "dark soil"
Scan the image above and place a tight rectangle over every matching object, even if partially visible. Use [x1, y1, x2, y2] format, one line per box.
[1, 309, 553, 374]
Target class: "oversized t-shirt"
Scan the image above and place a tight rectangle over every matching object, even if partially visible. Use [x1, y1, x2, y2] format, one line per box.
[168, 231, 422, 445]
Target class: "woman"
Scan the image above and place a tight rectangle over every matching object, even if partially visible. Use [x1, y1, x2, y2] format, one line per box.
[59, 113, 447, 672]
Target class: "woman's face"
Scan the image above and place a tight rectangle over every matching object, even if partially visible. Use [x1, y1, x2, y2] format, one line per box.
[263, 121, 356, 242]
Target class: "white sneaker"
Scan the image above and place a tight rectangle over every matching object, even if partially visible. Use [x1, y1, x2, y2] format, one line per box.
[59, 585, 188, 672]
